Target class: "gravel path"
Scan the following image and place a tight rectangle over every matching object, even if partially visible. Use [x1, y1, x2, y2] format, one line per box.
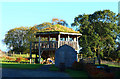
[1, 65, 71, 78]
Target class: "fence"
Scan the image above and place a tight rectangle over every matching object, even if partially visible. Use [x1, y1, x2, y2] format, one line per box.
[101, 60, 120, 66]
[82, 57, 120, 66]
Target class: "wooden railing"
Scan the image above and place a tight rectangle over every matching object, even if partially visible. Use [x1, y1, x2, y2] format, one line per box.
[60, 41, 78, 50]
[32, 41, 78, 50]
[40, 41, 58, 49]
[32, 41, 58, 50]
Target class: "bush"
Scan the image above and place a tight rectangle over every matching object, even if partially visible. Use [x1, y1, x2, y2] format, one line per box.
[72, 61, 84, 70]
[4, 56, 15, 61]
[85, 64, 114, 79]
[15, 57, 29, 63]
[15, 58, 21, 63]
[15, 57, 23, 63]
[25, 58, 29, 62]
[59, 63, 65, 72]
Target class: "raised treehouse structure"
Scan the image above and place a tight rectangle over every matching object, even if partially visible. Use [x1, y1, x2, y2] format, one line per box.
[30, 24, 82, 64]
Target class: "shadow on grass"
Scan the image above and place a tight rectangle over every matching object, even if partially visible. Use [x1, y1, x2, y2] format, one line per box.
[115, 71, 120, 79]
[49, 64, 88, 79]
[0, 63, 43, 69]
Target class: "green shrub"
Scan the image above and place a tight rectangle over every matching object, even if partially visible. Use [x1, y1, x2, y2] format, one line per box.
[72, 61, 84, 70]
[85, 64, 114, 79]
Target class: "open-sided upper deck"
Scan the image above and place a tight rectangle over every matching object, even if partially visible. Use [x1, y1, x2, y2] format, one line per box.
[31, 31, 82, 52]
[31, 41, 78, 51]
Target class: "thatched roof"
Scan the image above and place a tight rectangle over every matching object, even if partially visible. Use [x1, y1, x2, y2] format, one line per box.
[37, 24, 79, 33]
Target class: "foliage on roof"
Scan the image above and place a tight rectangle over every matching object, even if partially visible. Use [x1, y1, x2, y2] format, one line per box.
[34, 23, 79, 33]
[39, 24, 79, 33]
[30, 22, 80, 33]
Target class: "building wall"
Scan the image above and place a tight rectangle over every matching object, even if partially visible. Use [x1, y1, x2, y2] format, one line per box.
[55, 44, 77, 67]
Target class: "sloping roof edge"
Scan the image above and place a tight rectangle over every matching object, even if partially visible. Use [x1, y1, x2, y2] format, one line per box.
[36, 31, 82, 36]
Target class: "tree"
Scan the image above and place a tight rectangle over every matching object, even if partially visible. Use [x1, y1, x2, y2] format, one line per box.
[52, 18, 68, 27]
[72, 10, 120, 64]
[3, 22, 53, 54]
[3, 27, 30, 54]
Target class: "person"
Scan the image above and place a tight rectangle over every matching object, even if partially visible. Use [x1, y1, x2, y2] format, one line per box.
[47, 58, 53, 64]
[49, 60, 53, 64]
[40, 58, 43, 64]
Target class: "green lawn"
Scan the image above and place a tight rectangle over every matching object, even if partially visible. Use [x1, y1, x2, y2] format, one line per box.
[49, 64, 88, 79]
[0, 62, 43, 69]
[65, 69, 88, 79]
[49, 64, 59, 71]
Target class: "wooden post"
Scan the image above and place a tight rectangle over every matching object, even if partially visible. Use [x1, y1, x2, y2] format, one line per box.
[68, 35, 70, 41]
[93, 57, 95, 64]
[77, 54, 79, 62]
[48, 35, 50, 48]
[81, 54, 82, 59]
[39, 36, 41, 64]
[13, 51, 14, 57]
[58, 34, 60, 48]
[67, 35, 70, 45]
[27, 53, 28, 57]
[74, 37, 76, 42]
[20, 52, 21, 56]
[30, 41, 32, 64]
[6, 52, 8, 56]
[65, 37, 66, 41]
[76, 36, 79, 50]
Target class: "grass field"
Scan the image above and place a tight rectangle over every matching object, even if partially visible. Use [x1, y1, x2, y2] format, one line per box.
[65, 69, 88, 79]
[0, 62, 43, 69]
[49, 64, 59, 71]
[0, 53, 43, 70]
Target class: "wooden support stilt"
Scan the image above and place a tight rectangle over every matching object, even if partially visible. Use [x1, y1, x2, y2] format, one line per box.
[58, 34, 60, 48]
[39, 36, 41, 64]
[30, 59, 32, 64]
[30, 41, 32, 64]
[76, 36, 79, 50]
[48, 35, 50, 48]
[68, 35, 70, 41]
